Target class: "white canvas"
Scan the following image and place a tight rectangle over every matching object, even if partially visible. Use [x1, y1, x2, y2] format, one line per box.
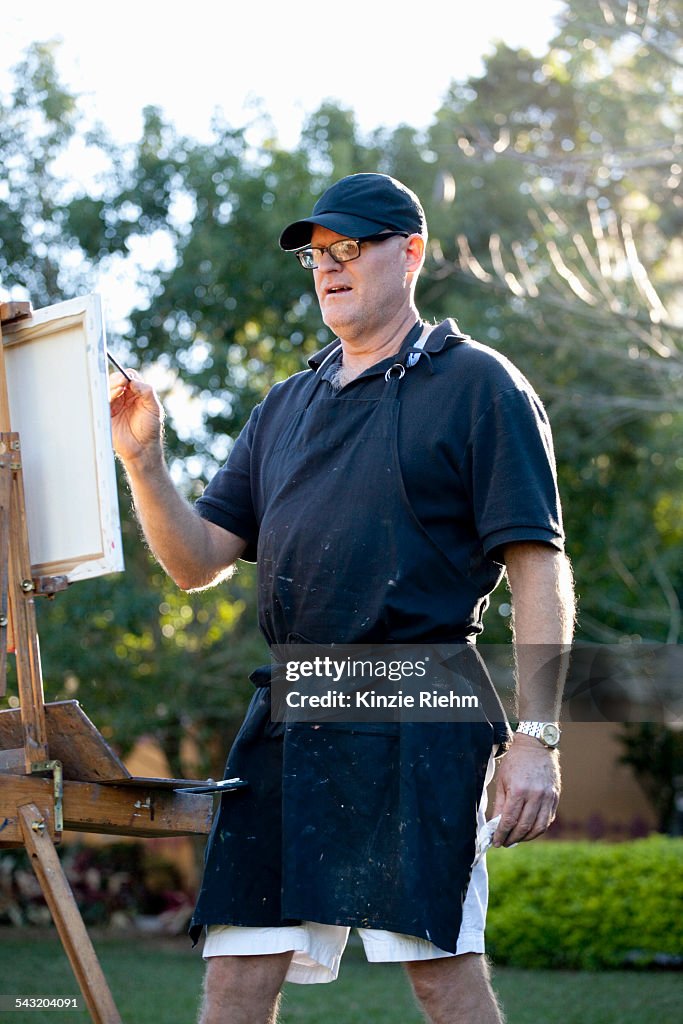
[2, 294, 124, 582]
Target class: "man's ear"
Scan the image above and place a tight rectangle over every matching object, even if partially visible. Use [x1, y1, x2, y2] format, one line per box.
[405, 233, 426, 274]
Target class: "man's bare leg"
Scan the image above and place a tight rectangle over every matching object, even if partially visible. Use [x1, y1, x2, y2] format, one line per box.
[404, 953, 505, 1024]
[198, 951, 294, 1024]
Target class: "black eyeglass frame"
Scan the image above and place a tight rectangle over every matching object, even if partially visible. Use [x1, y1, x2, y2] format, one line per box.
[293, 231, 410, 270]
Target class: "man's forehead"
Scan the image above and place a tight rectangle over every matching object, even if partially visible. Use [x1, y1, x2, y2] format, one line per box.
[310, 224, 349, 245]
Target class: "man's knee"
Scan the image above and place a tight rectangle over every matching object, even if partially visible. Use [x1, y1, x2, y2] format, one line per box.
[406, 952, 485, 992]
[200, 951, 293, 1022]
[404, 953, 502, 1023]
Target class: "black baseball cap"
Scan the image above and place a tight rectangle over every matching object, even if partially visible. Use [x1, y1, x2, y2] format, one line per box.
[279, 172, 427, 251]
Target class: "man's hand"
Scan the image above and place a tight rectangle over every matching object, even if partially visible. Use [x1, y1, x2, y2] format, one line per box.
[108, 366, 246, 590]
[490, 733, 561, 847]
[109, 369, 164, 465]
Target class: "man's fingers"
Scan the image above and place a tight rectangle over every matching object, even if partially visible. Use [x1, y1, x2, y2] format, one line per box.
[109, 371, 158, 415]
[492, 790, 524, 846]
[493, 787, 559, 846]
[109, 369, 141, 404]
[491, 741, 561, 847]
[494, 806, 538, 847]
[109, 371, 127, 397]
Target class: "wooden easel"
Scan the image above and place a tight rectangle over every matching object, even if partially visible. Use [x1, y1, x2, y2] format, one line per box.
[0, 302, 215, 1023]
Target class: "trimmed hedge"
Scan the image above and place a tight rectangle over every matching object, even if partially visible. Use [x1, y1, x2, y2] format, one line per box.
[486, 836, 683, 970]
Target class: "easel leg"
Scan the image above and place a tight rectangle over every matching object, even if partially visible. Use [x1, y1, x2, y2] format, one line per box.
[0, 445, 10, 693]
[19, 803, 123, 1024]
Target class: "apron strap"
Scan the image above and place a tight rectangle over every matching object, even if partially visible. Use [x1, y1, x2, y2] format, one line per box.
[406, 323, 434, 367]
[385, 323, 435, 382]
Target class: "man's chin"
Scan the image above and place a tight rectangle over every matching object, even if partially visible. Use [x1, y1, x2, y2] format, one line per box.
[322, 311, 357, 338]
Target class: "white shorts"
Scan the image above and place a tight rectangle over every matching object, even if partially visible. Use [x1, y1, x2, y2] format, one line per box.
[203, 753, 496, 984]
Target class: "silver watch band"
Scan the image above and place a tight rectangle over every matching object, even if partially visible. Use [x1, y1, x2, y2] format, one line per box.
[515, 720, 561, 748]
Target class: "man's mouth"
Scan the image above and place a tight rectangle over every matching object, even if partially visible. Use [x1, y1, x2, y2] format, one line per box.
[326, 285, 352, 295]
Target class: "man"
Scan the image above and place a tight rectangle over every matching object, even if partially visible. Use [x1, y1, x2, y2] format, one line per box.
[110, 173, 574, 1024]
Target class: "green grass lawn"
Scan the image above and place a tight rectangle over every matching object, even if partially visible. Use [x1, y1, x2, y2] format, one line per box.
[0, 929, 680, 1023]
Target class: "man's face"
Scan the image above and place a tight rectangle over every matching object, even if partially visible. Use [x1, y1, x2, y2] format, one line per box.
[310, 225, 415, 342]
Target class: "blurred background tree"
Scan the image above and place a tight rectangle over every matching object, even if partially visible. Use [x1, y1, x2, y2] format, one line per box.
[1, 1, 681, 801]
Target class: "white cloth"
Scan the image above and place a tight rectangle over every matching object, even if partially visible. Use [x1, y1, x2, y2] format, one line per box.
[202, 751, 496, 984]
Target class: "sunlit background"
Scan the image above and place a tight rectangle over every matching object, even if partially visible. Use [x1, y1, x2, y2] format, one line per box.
[6, 1, 565, 148]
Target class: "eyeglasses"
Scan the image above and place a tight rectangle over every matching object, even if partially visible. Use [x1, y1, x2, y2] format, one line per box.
[293, 231, 409, 270]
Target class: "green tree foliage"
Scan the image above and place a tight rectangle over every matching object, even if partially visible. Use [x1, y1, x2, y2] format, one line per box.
[0, 42, 84, 304]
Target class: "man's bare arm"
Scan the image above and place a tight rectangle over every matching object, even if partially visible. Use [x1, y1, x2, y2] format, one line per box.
[109, 371, 246, 590]
[492, 542, 575, 847]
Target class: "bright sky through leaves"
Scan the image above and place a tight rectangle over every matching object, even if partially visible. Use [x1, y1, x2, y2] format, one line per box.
[5, 1, 565, 147]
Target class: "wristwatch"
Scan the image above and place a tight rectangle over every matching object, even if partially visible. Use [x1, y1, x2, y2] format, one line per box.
[515, 721, 561, 749]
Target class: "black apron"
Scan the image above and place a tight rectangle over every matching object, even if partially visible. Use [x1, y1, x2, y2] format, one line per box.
[190, 329, 508, 953]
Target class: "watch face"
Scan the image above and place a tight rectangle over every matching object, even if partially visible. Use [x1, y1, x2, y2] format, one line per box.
[541, 723, 561, 747]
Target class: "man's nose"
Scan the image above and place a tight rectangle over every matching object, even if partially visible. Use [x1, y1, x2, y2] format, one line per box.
[318, 248, 342, 270]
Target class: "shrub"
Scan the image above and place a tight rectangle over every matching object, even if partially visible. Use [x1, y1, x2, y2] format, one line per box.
[486, 836, 683, 970]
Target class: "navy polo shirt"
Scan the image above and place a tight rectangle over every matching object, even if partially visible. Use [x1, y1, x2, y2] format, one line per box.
[196, 319, 564, 639]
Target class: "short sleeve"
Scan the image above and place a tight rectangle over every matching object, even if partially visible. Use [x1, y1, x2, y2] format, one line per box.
[195, 404, 262, 562]
[467, 387, 565, 558]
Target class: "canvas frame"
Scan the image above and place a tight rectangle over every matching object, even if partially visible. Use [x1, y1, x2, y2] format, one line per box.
[2, 294, 124, 582]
